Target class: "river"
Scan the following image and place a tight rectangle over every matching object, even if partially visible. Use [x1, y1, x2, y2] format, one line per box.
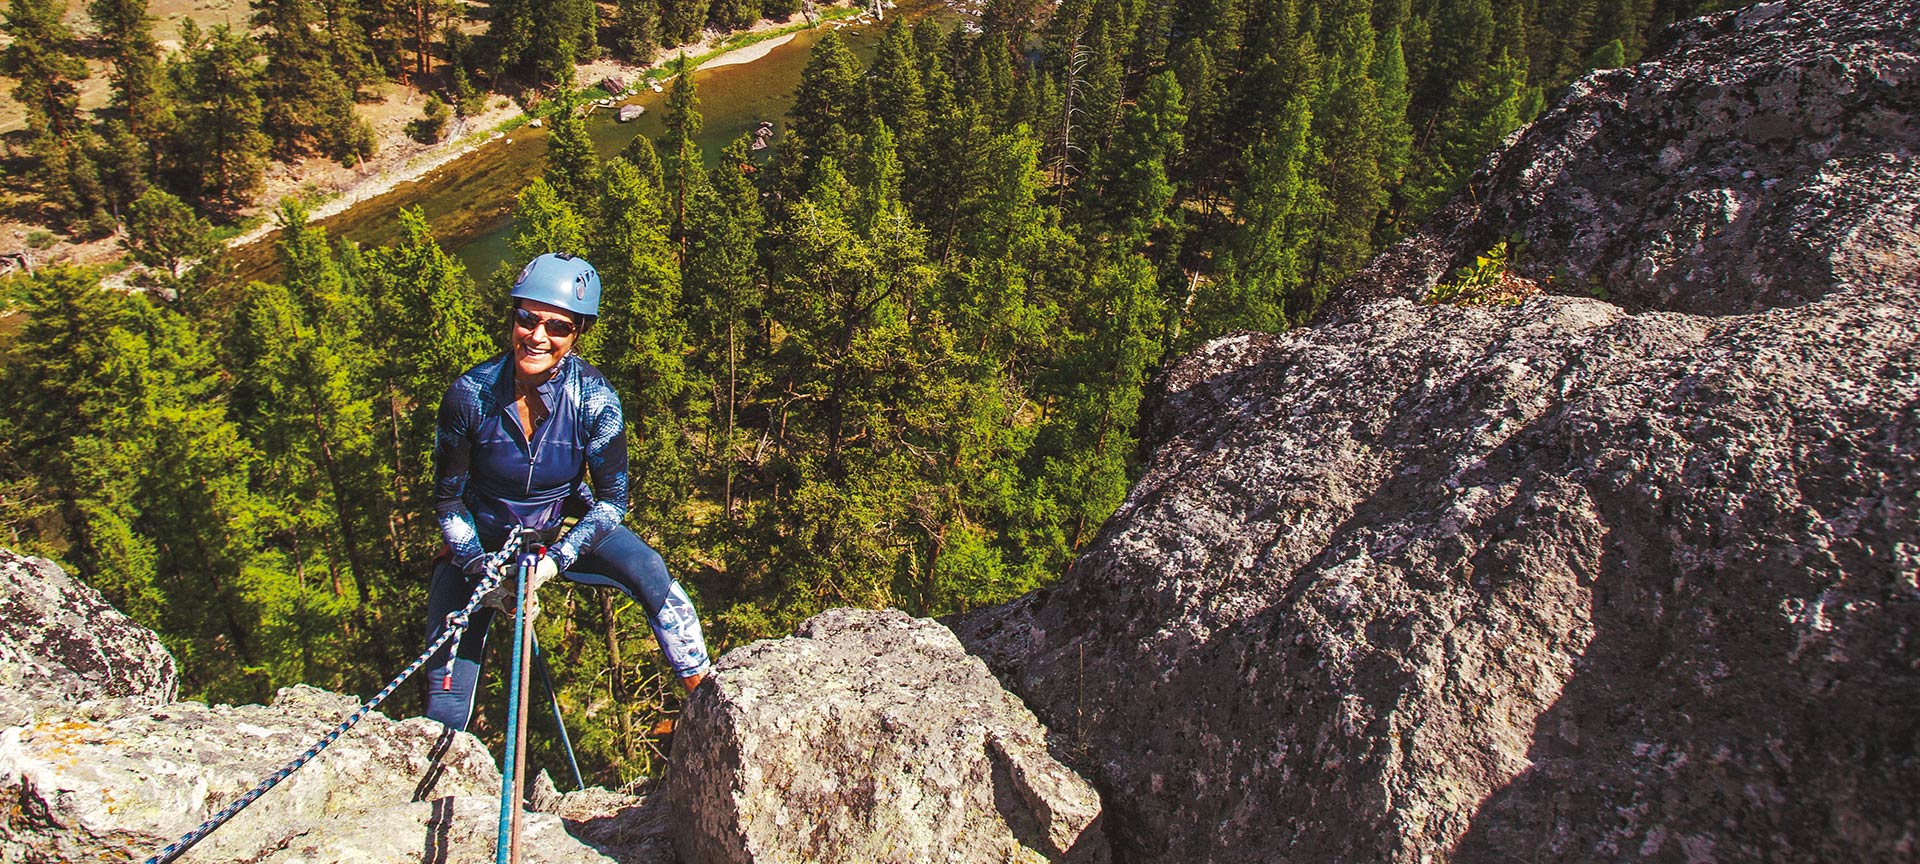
[228, 0, 954, 286]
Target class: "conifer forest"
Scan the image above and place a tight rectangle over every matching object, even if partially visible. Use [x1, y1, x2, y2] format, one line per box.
[1, 0, 1731, 782]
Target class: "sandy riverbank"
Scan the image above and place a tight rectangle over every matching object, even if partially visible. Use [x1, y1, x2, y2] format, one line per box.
[223, 13, 849, 254]
[699, 33, 801, 70]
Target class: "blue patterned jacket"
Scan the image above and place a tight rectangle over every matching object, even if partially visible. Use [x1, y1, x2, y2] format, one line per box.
[432, 353, 629, 574]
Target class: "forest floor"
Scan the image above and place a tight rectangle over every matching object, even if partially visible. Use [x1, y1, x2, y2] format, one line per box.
[0, 0, 866, 280]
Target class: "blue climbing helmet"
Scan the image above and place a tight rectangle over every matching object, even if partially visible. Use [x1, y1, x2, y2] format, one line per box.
[511, 252, 601, 319]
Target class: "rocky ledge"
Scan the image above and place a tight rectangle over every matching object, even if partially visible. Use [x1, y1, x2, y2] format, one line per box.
[0, 549, 1100, 864]
[0, 548, 668, 864]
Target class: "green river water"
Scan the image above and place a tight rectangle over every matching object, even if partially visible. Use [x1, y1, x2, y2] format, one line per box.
[230, 0, 952, 285]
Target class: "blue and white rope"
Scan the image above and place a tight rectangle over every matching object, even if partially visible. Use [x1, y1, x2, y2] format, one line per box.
[142, 542, 520, 864]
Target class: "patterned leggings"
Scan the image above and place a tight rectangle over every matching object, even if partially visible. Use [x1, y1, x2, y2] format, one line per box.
[421, 525, 712, 731]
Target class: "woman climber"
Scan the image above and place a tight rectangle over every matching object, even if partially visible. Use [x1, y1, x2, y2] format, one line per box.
[420, 252, 711, 732]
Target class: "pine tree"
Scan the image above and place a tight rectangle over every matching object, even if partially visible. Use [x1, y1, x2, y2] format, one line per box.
[658, 54, 706, 259]
[254, 0, 367, 162]
[1085, 71, 1186, 247]
[545, 91, 604, 216]
[1300, 0, 1385, 308]
[487, 0, 537, 81]
[489, 0, 593, 87]
[1, 0, 113, 232]
[591, 158, 691, 536]
[789, 32, 863, 163]
[0, 268, 276, 699]
[167, 22, 271, 215]
[663, 0, 712, 47]
[683, 136, 766, 522]
[443, 24, 482, 115]
[1128, 0, 1175, 74]
[0, 267, 159, 614]
[316, 0, 381, 92]
[866, 23, 928, 158]
[88, 0, 173, 144]
[358, 207, 494, 529]
[1587, 37, 1625, 70]
[1404, 47, 1529, 219]
[1370, 24, 1414, 241]
[1203, 91, 1314, 338]
[755, 155, 948, 626]
[1033, 253, 1162, 553]
[708, 0, 758, 30]
[508, 179, 591, 261]
[613, 0, 659, 62]
[125, 187, 214, 279]
[228, 203, 400, 683]
[619, 126, 668, 198]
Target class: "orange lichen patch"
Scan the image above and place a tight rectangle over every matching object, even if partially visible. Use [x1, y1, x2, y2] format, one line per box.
[23, 719, 114, 767]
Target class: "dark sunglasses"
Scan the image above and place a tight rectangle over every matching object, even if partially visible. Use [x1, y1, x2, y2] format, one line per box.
[513, 307, 577, 338]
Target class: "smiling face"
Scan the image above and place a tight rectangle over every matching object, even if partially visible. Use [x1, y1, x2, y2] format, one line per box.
[511, 298, 580, 381]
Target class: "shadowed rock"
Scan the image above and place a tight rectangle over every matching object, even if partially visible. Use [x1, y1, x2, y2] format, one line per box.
[956, 0, 1920, 860]
[669, 608, 1107, 864]
[1338, 0, 1919, 318]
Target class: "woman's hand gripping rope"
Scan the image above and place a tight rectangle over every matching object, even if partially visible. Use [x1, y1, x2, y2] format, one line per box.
[473, 531, 556, 613]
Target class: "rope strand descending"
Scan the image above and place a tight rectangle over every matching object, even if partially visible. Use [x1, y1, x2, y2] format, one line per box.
[142, 534, 525, 864]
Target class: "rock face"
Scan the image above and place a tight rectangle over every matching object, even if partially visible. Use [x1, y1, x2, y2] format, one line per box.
[0, 548, 176, 717]
[1340, 0, 1919, 317]
[669, 608, 1107, 864]
[955, 0, 1920, 861]
[0, 551, 670, 864]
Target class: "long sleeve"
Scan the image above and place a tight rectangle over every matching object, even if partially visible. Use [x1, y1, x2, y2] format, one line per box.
[432, 376, 488, 573]
[547, 379, 629, 573]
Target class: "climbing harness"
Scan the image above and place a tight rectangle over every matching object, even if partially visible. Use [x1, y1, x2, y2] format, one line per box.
[142, 531, 537, 864]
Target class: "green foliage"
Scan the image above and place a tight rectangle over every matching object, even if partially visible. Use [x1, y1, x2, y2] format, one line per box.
[167, 22, 272, 215]
[125, 187, 214, 279]
[661, 0, 711, 46]
[545, 92, 603, 214]
[488, 0, 595, 88]
[408, 95, 453, 144]
[88, 0, 173, 142]
[612, 0, 660, 63]
[1587, 38, 1626, 71]
[507, 179, 590, 261]
[254, 0, 367, 163]
[2, 0, 113, 233]
[1423, 241, 1535, 307]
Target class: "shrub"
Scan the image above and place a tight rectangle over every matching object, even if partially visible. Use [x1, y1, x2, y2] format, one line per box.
[1425, 242, 1542, 308]
[408, 95, 453, 143]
